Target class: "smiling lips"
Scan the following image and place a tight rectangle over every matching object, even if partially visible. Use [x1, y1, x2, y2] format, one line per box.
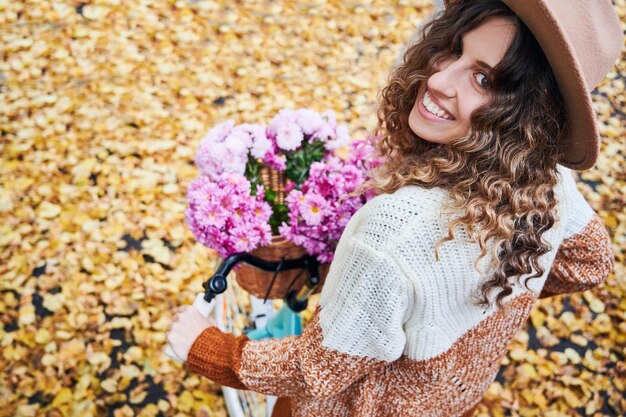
[422, 90, 454, 120]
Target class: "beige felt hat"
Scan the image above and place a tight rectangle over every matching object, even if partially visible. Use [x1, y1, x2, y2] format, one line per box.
[444, 0, 623, 170]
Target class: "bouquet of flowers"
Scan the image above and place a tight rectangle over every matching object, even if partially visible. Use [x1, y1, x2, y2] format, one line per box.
[185, 108, 380, 297]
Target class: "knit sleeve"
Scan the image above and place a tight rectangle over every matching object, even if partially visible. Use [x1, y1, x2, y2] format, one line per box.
[540, 169, 614, 298]
[186, 236, 412, 398]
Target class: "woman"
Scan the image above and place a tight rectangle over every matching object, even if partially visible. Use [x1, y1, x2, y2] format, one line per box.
[167, 1, 621, 415]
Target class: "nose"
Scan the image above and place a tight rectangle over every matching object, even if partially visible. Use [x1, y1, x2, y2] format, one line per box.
[427, 59, 458, 99]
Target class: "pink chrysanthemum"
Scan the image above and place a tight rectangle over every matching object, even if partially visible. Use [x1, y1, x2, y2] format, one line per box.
[188, 109, 376, 264]
[185, 174, 272, 259]
[300, 193, 330, 226]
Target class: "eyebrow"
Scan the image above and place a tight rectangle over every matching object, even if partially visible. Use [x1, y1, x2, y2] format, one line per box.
[476, 60, 494, 72]
[458, 38, 495, 72]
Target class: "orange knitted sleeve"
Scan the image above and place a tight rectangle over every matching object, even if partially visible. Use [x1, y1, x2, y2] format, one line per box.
[539, 214, 614, 298]
[186, 326, 249, 390]
[185, 305, 394, 398]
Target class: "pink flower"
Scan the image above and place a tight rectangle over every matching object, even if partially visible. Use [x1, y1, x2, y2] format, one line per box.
[300, 193, 329, 226]
[202, 120, 235, 143]
[185, 174, 272, 259]
[188, 109, 377, 264]
[277, 142, 375, 263]
[263, 152, 287, 171]
[284, 180, 296, 193]
[224, 128, 252, 154]
[196, 127, 251, 179]
[295, 109, 325, 136]
[241, 123, 271, 159]
[325, 124, 350, 150]
[311, 123, 334, 143]
[275, 123, 303, 151]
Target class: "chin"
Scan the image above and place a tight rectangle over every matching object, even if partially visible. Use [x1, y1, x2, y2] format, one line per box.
[409, 121, 447, 145]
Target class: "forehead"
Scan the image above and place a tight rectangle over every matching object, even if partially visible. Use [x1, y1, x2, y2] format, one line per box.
[462, 16, 516, 68]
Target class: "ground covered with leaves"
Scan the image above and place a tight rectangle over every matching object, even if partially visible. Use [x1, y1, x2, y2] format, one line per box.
[1, 0, 625, 416]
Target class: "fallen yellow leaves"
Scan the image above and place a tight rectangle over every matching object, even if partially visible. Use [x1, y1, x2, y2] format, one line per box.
[1, 0, 624, 416]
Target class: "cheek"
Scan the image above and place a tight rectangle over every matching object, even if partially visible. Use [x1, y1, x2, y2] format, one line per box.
[458, 96, 488, 127]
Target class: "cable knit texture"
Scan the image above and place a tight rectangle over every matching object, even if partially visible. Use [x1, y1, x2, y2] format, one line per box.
[186, 165, 614, 417]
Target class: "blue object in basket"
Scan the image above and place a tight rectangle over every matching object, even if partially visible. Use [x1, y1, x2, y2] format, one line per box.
[245, 304, 302, 340]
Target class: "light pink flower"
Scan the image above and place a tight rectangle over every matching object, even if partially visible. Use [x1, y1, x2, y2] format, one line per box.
[275, 123, 303, 151]
[263, 152, 287, 171]
[202, 120, 235, 144]
[224, 127, 252, 154]
[325, 124, 350, 150]
[295, 108, 325, 136]
[300, 193, 329, 226]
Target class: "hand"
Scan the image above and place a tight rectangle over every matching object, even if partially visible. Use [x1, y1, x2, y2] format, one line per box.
[166, 305, 217, 362]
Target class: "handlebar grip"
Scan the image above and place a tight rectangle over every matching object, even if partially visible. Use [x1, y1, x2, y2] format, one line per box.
[192, 292, 216, 317]
[164, 293, 217, 363]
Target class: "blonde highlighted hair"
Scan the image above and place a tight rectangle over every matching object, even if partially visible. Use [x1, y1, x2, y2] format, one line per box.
[348, 0, 568, 309]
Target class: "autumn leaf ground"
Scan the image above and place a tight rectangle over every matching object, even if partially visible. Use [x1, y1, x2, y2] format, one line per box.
[1, 1, 624, 416]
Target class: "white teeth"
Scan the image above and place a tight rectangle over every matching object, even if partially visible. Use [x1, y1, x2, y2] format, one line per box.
[422, 91, 452, 120]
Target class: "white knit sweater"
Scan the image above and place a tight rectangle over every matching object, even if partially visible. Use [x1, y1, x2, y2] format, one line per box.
[318, 164, 593, 362]
[187, 164, 614, 417]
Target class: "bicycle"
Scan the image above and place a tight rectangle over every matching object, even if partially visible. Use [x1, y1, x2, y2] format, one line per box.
[171, 251, 324, 417]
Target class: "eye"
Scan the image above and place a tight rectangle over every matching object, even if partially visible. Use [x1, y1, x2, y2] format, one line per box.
[474, 72, 490, 89]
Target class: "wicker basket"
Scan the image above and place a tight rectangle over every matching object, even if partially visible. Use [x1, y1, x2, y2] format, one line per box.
[235, 235, 330, 299]
[234, 167, 330, 299]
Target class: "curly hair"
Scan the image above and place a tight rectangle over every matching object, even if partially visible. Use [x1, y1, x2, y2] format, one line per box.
[347, 0, 568, 309]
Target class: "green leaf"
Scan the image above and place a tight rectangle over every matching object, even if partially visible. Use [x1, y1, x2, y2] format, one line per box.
[268, 203, 289, 235]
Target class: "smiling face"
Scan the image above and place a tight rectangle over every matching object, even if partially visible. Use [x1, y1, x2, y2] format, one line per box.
[408, 16, 517, 145]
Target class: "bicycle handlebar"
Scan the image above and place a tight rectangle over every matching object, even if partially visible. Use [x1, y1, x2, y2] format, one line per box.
[202, 252, 323, 312]
[165, 252, 323, 363]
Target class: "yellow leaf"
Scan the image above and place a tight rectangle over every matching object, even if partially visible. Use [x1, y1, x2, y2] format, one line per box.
[564, 347, 582, 364]
[38, 201, 61, 219]
[510, 348, 527, 361]
[101, 378, 118, 393]
[530, 309, 546, 327]
[536, 325, 559, 347]
[130, 389, 148, 404]
[0, 187, 14, 212]
[41, 353, 56, 366]
[563, 388, 582, 408]
[177, 390, 194, 413]
[592, 313, 612, 333]
[589, 298, 605, 313]
[516, 363, 537, 385]
[43, 293, 65, 312]
[34, 328, 51, 344]
[157, 399, 170, 412]
[570, 333, 588, 347]
[18, 305, 36, 326]
[137, 404, 159, 417]
[120, 364, 140, 379]
[51, 387, 73, 407]
[15, 405, 38, 417]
